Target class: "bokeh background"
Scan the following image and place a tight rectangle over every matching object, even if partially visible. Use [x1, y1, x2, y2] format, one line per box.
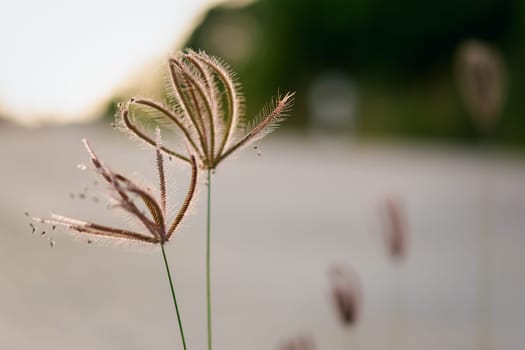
[1, 0, 525, 349]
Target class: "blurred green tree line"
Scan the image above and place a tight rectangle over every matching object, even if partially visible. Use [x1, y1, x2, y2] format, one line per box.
[181, 0, 524, 144]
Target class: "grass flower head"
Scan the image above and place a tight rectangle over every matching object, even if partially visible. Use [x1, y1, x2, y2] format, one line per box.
[117, 49, 295, 169]
[36, 134, 197, 246]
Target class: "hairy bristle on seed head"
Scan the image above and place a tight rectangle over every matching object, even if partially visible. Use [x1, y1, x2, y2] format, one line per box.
[117, 50, 294, 170]
[36, 139, 197, 247]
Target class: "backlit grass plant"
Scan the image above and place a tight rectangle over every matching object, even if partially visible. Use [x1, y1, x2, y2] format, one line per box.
[118, 49, 294, 350]
[36, 49, 294, 349]
[35, 133, 197, 350]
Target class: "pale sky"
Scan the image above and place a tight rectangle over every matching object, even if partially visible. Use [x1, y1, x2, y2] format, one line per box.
[0, 0, 219, 125]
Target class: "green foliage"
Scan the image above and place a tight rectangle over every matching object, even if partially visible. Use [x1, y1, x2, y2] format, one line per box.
[184, 0, 524, 144]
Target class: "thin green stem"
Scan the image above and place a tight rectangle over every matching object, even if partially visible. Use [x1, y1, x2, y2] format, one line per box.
[206, 168, 212, 350]
[161, 244, 188, 350]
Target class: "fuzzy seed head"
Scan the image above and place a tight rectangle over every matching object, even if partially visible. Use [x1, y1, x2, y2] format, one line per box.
[117, 49, 295, 170]
[34, 138, 197, 247]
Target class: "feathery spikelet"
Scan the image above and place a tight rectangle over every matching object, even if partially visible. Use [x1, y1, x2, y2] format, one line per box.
[328, 263, 362, 327]
[380, 196, 407, 261]
[117, 49, 295, 169]
[34, 138, 197, 246]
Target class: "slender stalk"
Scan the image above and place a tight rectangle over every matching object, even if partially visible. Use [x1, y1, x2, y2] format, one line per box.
[206, 168, 213, 350]
[161, 244, 188, 350]
[477, 155, 492, 350]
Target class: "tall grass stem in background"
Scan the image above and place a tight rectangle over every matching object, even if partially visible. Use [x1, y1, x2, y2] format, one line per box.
[476, 159, 493, 350]
[379, 196, 408, 350]
[456, 40, 507, 350]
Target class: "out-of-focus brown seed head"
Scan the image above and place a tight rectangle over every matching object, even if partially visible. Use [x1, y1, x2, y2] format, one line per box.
[381, 196, 408, 262]
[455, 39, 507, 130]
[278, 333, 316, 350]
[328, 263, 362, 327]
